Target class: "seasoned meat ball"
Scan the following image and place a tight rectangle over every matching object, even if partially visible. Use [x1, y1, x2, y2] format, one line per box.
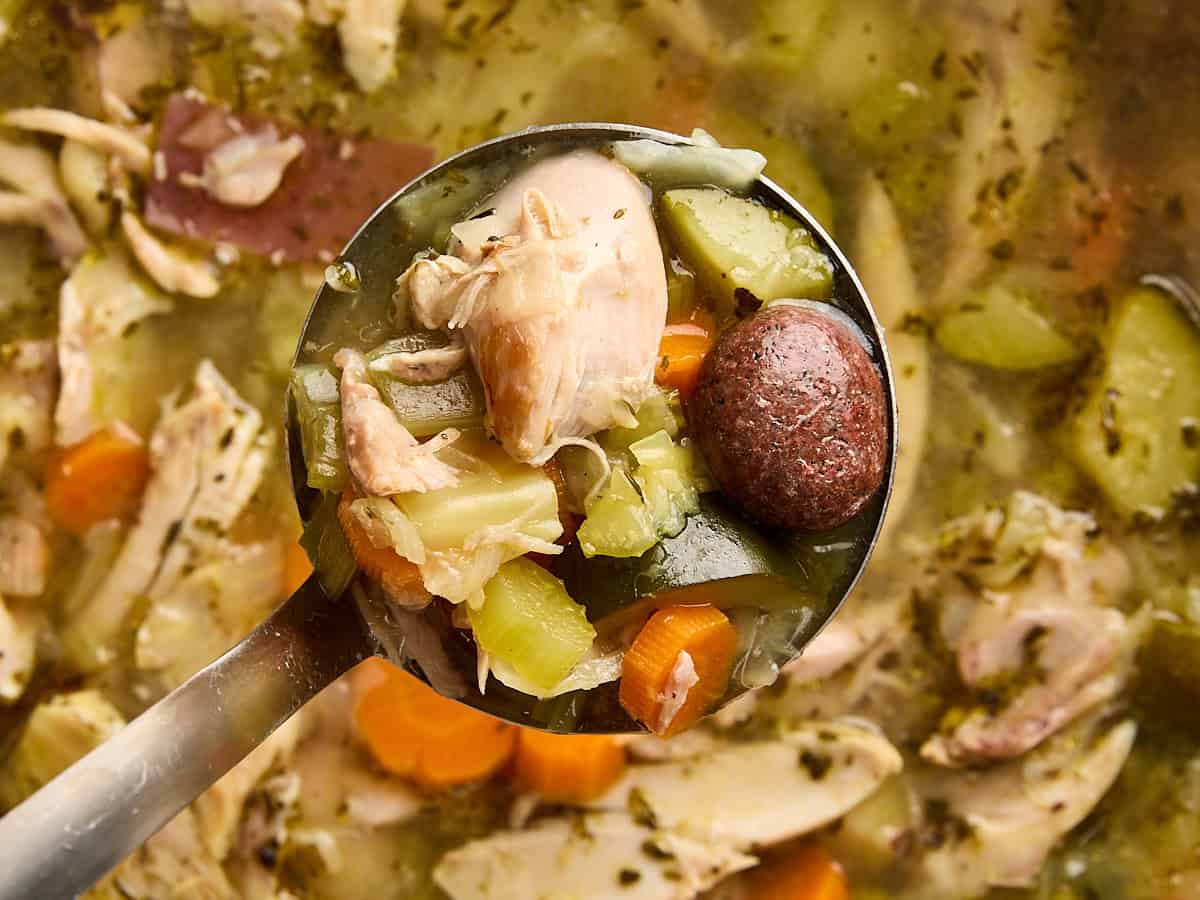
[687, 303, 888, 531]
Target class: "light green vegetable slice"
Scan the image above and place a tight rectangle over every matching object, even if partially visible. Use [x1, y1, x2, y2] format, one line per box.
[366, 335, 484, 439]
[300, 491, 357, 598]
[290, 364, 348, 492]
[630, 430, 704, 538]
[934, 286, 1081, 370]
[599, 388, 683, 454]
[395, 432, 560, 553]
[469, 558, 596, 694]
[0, 690, 125, 809]
[1068, 287, 1200, 516]
[576, 468, 659, 559]
[659, 188, 833, 314]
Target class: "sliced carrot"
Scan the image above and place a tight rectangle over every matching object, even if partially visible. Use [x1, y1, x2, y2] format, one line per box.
[514, 729, 627, 802]
[46, 426, 151, 535]
[744, 844, 848, 900]
[336, 490, 426, 600]
[619, 604, 737, 737]
[655, 312, 715, 396]
[281, 540, 314, 595]
[353, 658, 516, 789]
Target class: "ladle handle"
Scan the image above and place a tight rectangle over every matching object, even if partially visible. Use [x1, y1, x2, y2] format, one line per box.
[0, 574, 371, 900]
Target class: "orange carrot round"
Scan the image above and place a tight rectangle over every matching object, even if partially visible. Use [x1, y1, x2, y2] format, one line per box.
[619, 604, 737, 737]
[655, 318, 715, 396]
[46, 427, 150, 535]
[514, 729, 627, 803]
[336, 490, 426, 600]
[744, 844, 849, 900]
[353, 659, 516, 789]
[281, 540, 314, 596]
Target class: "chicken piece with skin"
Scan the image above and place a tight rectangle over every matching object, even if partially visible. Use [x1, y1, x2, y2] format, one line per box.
[334, 348, 460, 495]
[401, 150, 669, 465]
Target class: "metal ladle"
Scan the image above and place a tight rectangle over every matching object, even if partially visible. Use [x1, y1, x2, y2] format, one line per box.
[0, 123, 897, 900]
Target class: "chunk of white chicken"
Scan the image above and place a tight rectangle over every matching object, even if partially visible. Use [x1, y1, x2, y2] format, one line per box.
[334, 347, 460, 495]
[916, 719, 1136, 897]
[120, 211, 221, 298]
[182, 0, 305, 60]
[0, 138, 87, 261]
[921, 493, 1134, 766]
[0, 340, 56, 474]
[0, 596, 36, 703]
[434, 812, 755, 900]
[401, 150, 668, 465]
[0, 515, 48, 598]
[63, 361, 271, 672]
[180, 125, 305, 207]
[55, 252, 174, 446]
[2, 108, 151, 176]
[338, 0, 405, 93]
[589, 723, 903, 848]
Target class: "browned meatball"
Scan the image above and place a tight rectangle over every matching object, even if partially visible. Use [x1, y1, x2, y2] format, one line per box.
[686, 303, 888, 531]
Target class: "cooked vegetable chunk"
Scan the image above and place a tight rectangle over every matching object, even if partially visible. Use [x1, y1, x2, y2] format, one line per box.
[660, 188, 833, 314]
[46, 427, 150, 534]
[366, 335, 485, 439]
[469, 558, 596, 694]
[934, 285, 1081, 370]
[290, 365, 348, 492]
[619, 604, 737, 736]
[576, 468, 660, 559]
[0, 690, 125, 809]
[689, 303, 887, 530]
[353, 659, 516, 788]
[513, 730, 627, 803]
[1068, 287, 1200, 516]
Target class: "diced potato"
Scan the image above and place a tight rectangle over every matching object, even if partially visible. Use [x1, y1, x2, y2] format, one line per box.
[659, 188, 833, 314]
[290, 364, 348, 492]
[577, 468, 659, 559]
[0, 690, 125, 809]
[395, 432, 561, 552]
[934, 286, 1081, 370]
[366, 335, 485, 439]
[1068, 288, 1200, 516]
[469, 558, 596, 693]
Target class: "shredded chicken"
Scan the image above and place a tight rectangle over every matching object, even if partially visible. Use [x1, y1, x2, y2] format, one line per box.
[334, 347, 460, 495]
[338, 0, 404, 92]
[0, 597, 36, 703]
[918, 719, 1136, 895]
[0, 516, 48, 598]
[400, 150, 667, 464]
[435, 812, 755, 900]
[0, 340, 56, 473]
[182, 0, 306, 59]
[2, 108, 151, 176]
[0, 137, 88, 261]
[121, 211, 221, 298]
[180, 125, 305, 207]
[65, 361, 270, 671]
[367, 336, 468, 384]
[656, 650, 699, 734]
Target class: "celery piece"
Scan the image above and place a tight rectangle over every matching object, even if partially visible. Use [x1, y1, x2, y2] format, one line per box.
[300, 491, 357, 598]
[366, 335, 485, 439]
[660, 188, 833, 314]
[576, 468, 659, 559]
[1068, 288, 1200, 516]
[469, 558, 596, 694]
[599, 388, 684, 454]
[290, 364, 348, 492]
[934, 286, 1081, 370]
[0, 690, 125, 809]
[630, 430, 703, 538]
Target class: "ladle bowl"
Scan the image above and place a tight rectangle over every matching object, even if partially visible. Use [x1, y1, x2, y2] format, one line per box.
[0, 123, 896, 900]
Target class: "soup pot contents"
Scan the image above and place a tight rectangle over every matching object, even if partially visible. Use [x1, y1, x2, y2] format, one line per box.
[1, 2, 1199, 900]
[291, 136, 889, 737]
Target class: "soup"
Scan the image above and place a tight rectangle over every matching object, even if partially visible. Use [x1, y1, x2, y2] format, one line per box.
[0, 2, 1197, 899]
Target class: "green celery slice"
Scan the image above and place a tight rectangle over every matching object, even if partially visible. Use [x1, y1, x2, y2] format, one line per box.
[469, 558, 596, 694]
[366, 335, 484, 439]
[290, 364, 348, 492]
[576, 468, 659, 559]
